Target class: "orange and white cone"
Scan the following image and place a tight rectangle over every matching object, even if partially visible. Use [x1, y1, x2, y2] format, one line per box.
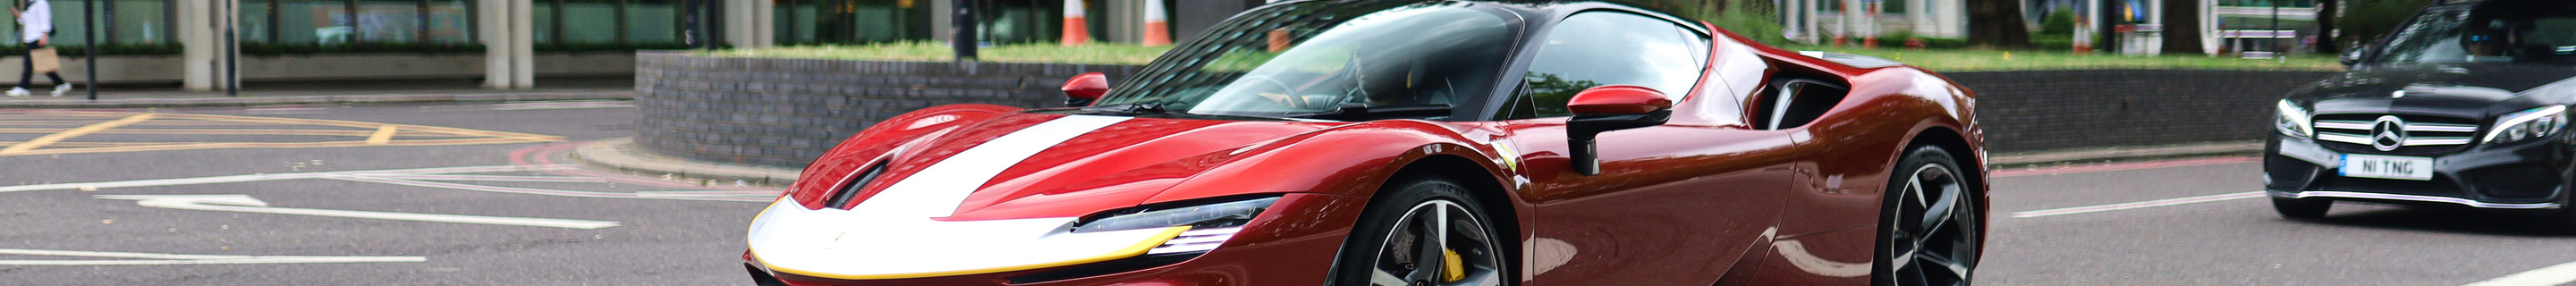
[1141, 0, 1171, 46]
[1062, 0, 1089, 46]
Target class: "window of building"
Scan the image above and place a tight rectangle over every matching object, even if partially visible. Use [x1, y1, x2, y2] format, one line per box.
[275, 0, 353, 46]
[426, 0, 471, 43]
[627, 0, 682, 44]
[555, 0, 617, 44]
[774, 0, 937, 45]
[244, 1, 274, 43]
[355, 0, 417, 43]
[111, 0, 169, 44]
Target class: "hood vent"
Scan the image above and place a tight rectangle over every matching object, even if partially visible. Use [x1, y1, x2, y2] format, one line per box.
[823, 161, 890, 210]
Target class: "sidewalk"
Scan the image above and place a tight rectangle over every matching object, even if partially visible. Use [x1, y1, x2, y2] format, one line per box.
[0, 77, 635, 108]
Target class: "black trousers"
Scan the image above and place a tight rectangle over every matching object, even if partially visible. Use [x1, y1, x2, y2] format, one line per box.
[19, 41, 61, 88]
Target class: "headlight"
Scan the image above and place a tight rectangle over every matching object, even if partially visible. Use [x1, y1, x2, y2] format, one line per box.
[2276, 99, 2314, 139]
[1072, 197, 1277, 233]
[1072, 197, 1279, 255]
[2486, 105, 2568, 144]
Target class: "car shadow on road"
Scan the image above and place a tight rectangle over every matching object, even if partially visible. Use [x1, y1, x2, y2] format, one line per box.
[2292, 204, 2576, 238]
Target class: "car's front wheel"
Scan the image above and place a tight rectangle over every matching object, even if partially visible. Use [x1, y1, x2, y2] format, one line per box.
[1875, 146, 1979, 286]
[1330, 175, 1508, 286]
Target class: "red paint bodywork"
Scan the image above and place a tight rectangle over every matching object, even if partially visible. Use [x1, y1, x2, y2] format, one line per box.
[1567, 85, 1674, 114]
[1063, 72, 1111, 100]
[745, 6, 1987, 286]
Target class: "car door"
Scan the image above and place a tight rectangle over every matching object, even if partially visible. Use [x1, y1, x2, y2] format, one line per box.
[1497, 11, 1800, 285]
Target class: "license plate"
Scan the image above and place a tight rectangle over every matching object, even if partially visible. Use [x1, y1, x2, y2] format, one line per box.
[2340, 154, 2434, 181]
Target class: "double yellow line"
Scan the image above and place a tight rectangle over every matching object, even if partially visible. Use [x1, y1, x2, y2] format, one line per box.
[0, 114, 154, 155]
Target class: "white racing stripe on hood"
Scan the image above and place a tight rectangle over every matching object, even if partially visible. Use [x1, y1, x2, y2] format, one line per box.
[852, 114, 1129, 217]
[748, 115, 1192, 280]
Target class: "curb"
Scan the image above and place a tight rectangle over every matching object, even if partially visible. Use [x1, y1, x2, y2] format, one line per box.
[0, 91, 634, 108]
[1990, 141, 2264, 168]
[569, 138, 801, 186]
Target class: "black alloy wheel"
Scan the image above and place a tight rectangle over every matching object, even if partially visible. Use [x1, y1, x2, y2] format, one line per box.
[1332, 175, 1507, 286]
[1875, 147, 1980, 286]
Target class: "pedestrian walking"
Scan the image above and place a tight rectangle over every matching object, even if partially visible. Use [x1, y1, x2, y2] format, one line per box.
[8, 0, 67, 97]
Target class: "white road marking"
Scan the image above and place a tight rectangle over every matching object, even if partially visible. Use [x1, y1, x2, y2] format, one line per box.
[0, 164, 572, 193]
[96, 194, 621, 229]
[0, 248, 425, 265]
[347, 173, 607, 182]
[490, 101, 634, 111]
[2466, 260, 2576, 286]
[0, 164, 765, 202]
[242, 107, 331, 114]
[327, 176, 769, 202]
[2009, 191, 2267, 218]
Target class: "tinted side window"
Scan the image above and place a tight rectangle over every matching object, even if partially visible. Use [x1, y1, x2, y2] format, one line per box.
[1520, 12, 1708, 118]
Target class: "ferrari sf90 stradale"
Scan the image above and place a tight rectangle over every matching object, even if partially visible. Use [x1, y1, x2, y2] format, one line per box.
[745, 1, 1988, 285]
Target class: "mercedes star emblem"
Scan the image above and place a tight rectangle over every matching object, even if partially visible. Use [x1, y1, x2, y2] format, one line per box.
[2372, 115, 2409, 151]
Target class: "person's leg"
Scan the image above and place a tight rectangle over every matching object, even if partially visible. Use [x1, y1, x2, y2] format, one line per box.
[17, 43, 34, 89]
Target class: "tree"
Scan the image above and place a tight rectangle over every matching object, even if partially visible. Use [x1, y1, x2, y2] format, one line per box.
[2318, 0, 2340, 54]
[1966, 0, 2031, 48]
[2162, 0, 2205, 55]
[2337, 0, 2435, 50]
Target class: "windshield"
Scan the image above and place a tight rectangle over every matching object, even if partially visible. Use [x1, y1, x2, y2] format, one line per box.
[1089, 2, 1516, 121]
[2376, 1, 2576, 65]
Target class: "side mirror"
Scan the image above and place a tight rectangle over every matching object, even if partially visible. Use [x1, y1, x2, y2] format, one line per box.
[2340, 46, 2370, 67]
[1062, 72, 1110, 107]
[1564, 85, 1674, 176]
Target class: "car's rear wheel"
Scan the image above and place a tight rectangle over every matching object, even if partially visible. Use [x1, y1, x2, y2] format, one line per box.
[1331, 175, 1508, 286]
[1875, 146, 1979, 286]
[2270, 198, 2332, 219]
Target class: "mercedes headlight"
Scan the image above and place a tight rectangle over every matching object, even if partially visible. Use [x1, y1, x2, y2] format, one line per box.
[2486, 105, 2568, 144]
[2276, 99, 2314, 139]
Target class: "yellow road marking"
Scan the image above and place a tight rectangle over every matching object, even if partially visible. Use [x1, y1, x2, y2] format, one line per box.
[0, 138, 547, 156]
[0, 120, 298, 126]
[366, 125, 397, 145]
[0, 128, 475, 137]
[0, 114, 153, 155]
[0, 141, 170, 147]
[0, 111, 564, 156]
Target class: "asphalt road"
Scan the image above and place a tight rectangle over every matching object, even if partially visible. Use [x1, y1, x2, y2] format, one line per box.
[2, 103, 2572, 285]
[1982, 159, 2576, 286]
[0, 103, 770, 285]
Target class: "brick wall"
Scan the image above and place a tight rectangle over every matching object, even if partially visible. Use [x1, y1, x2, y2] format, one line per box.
[631, 52, 1145, 167]
[634, 52, 2334, 167]
[1945, 70, 2334, 152]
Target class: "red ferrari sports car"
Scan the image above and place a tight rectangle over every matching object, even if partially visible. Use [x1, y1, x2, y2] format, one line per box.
[744, 1, 1987, 285]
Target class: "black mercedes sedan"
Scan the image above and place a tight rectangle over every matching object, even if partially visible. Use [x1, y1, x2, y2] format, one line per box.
[2267, 0, 2576, 225]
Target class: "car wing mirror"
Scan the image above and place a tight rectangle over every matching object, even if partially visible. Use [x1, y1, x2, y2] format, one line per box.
[1565, 85, 1674, 176]
[1063, 72, 1110, 107]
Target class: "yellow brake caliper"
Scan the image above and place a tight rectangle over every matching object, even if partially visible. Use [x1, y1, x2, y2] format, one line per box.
[1442, 248, 1465, 282]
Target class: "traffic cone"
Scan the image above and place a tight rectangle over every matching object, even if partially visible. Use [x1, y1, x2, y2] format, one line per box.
[1062, 0, 1089, 46]
[1142, 0, 1171, 46]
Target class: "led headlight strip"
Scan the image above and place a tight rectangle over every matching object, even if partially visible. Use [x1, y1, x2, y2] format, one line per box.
[2485, 105, 2567, 144]
[2277, 99, 2314, 139]
[1072, 197, 1280, 255]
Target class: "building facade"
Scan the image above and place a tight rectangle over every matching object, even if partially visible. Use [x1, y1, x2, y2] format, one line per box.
[0, 0, 1258, 90]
